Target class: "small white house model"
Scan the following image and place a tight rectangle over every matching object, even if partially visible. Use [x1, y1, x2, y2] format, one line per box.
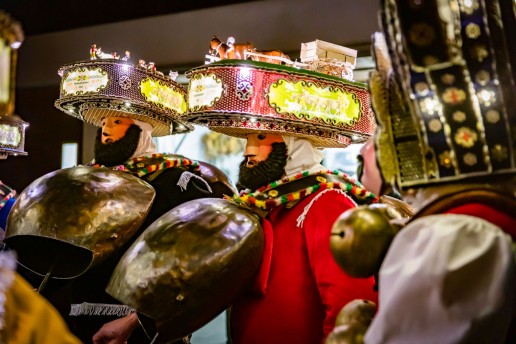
[300, 39, 357, 67]
[300, 40, 357, 80]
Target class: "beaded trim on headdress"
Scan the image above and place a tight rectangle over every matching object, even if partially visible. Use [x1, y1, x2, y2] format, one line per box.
[90, 154, 200, 178]
[231, 169, 378, 211]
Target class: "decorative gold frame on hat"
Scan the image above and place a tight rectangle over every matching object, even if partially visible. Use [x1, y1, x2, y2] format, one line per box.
[371, 0, 516, 189]
[54, 56, 192, 136]
[184, 60, 375, 148]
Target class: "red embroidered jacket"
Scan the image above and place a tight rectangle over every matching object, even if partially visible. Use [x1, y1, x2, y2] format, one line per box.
[230, 189, 378, 344]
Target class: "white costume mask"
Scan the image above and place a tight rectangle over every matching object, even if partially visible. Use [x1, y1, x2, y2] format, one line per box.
[282, 136, 326, 178]
[131, 119, 157, 159]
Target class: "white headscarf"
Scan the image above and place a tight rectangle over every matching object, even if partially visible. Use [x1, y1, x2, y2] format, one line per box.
[130, 119, 157, 158]
[365, 214, 515, 344]
[282, 136, 326, 178]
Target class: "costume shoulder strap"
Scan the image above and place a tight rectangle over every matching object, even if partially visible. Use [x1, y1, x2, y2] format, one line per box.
[232, 170, 378, 215]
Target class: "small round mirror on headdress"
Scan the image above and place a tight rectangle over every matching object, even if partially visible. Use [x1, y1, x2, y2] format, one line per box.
[54, 46, 193, 136]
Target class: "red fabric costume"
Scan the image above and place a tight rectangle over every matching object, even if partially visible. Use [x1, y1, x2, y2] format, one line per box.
[231, 189, 378, 344]
[445, 203, 516, 239]
[446, 203, 516, 341]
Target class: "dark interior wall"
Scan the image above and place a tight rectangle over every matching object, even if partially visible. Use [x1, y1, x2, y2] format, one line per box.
[0, 86, 83, 192]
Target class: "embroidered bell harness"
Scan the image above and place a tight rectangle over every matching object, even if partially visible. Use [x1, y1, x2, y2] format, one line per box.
[231, 169, 378, 212]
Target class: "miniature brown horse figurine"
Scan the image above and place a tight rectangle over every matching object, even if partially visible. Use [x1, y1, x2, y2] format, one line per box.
[209, 35, 254, 60]
[250, 50, 291, 65]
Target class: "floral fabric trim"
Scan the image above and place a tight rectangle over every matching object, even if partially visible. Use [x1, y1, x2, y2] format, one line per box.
[69, 302, 134, 317]
[231, 169, 378, 211]
[90, 154, 200, 178]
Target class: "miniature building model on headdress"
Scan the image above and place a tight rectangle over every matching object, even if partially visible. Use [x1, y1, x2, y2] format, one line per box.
[0, 11, 28, 158]
[300, 39, 357, 80]
[54, 47, 192, 136]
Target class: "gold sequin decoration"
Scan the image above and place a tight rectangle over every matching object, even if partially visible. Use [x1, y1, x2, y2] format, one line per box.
[477, 89, 496, 107]
[443, 88, 466, 105]
[455, 127, 478, 148]
[439, 151, 453, 168]
[475, 70, 490, 86]
[463, 152, 478, 166]
[465, 23, 481, 39]
[441, 74, 456, 85]
[459, 0, 479, 15]
[492, 145, 508, 162]
[268, 190, 278, 198]
[316, 176, 327, 183]
[472, 44, 489, 62]
[453, 111, 466, 123]
[429, 119, 443, 133]
[420, 98, 439, 115]
[485, 109, 500, 123]
[415, 82, 430, 96]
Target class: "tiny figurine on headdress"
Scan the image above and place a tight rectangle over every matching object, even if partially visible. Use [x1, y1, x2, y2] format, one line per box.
[95, 47, 115, 59]
[146, 62, 164, 77]
[89, 45, 132, 62]
[138, 59, 146, 68]
[209, 35, 291, 65]
[168, 71, 179, 81]
[209, 35, 255, 61]
[90, 44, 97, 60]
[248, 48, 291, 65]
[207, 36, 355, 79]
[226, 36, 235, 54]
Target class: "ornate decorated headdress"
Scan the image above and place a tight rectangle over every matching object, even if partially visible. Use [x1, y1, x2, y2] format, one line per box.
[371, 0, 516, 189]
[54, 47, 192, 136]
[0, 11, 28, 158]
[184, 56, 375, 148]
